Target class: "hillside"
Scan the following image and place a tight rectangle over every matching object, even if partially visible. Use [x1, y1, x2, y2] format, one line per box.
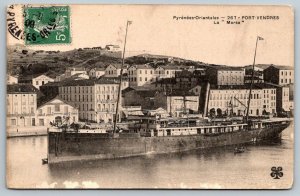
[7, 45, 220, 78]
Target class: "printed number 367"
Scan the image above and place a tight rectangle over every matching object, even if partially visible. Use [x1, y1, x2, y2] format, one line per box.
[56, 32, 66, 41]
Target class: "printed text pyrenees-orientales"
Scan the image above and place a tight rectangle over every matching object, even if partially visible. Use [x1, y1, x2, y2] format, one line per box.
[173, 16, 280, 20]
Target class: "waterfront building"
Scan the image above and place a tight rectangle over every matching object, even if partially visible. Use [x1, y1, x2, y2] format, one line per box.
[208, 84, 277, 117]
[58, 79, 120, 123]
[263, 65, 294, 85]
[6, 84, 38, 127]
[32, 74, 54, 89]
[36, 96, 78, 126]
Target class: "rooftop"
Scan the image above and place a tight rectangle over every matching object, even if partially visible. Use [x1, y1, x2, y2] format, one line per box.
[269, 65, 293, 70]
[106, 63, 125, 69]
[37, 95, 77, 108]
[136, 64, 155, 70]
[210, 83, 279, 90]
[7, 84, 39, 94]
[66, 67, 86, 71]
[59, 78, 120, 86]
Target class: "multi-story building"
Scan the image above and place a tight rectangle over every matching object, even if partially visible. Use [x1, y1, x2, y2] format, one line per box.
[36, 96, 78, 126]
[89, 67, 106, 78]
[155, 65, 182, 80]
[275, 85, 291, 113]
[58, 79, 120, 123]
[6, 84, 38, 127]
[263, 65, 294, 85]
[105, 64, 127, 77]
[128, 64, 156, 86]
[206, 66, 245, 86]
[32, 74, 54, 89]
[7, 74, 18, 84]
[208, 84, 277, 117]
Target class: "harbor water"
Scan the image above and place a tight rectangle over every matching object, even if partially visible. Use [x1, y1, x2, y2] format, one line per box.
[6, 124, 293, 189]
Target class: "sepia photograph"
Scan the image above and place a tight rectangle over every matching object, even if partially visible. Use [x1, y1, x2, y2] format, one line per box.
[6, 4, 294, 189]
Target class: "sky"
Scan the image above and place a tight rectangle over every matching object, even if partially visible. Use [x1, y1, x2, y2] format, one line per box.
[7, 5, 294, 66]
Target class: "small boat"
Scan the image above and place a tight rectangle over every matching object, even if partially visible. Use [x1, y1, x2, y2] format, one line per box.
[234, 146, 245, 154]
[42, 158, 48, 165]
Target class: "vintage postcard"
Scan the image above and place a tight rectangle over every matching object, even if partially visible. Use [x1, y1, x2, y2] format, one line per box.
[6, 4, 294, 189]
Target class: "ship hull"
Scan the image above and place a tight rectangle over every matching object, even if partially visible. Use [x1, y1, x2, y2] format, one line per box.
[47, 123, 290, 164]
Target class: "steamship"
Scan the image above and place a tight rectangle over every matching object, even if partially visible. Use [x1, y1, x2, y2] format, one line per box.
[46, 22, 292, 164]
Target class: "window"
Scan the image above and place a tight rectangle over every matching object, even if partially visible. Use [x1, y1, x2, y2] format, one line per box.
[39, 119, 44, 126]
[64, 106, 68, 114]
[11, 119, 16, 126]
[47, 107, 51, 114]
[55, 104, 60, 112]
[36, 81, 39, 85]
[145, 77, 147, 81]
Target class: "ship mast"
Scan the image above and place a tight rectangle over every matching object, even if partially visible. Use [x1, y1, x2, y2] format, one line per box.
[113, 20, 132, 135]
[245, 36, 263, 122]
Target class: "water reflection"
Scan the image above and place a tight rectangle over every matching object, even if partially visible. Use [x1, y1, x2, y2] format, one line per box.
[7, 125, 293, 189]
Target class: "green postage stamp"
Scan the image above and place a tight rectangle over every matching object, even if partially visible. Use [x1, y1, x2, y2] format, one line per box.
[24, 6, 71, 45]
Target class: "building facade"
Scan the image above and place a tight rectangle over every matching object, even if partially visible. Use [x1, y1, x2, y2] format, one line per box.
[105, 64, 125, 77]
[206, 67, 245, 86]
[89, 67, 106, 78]
[36, 97, 79, 126]
[32, 74, 54, 89]
[263, 65, 294, 85]
[208, 84, 276, 117]
[6, 84, 38, 127]
[58, 79, 120, 123]
[65, 67, 87, 78]
[128, 64, 156, 86]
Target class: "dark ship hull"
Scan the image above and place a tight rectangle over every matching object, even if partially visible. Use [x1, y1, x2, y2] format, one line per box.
[47, 120, 290, 164]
